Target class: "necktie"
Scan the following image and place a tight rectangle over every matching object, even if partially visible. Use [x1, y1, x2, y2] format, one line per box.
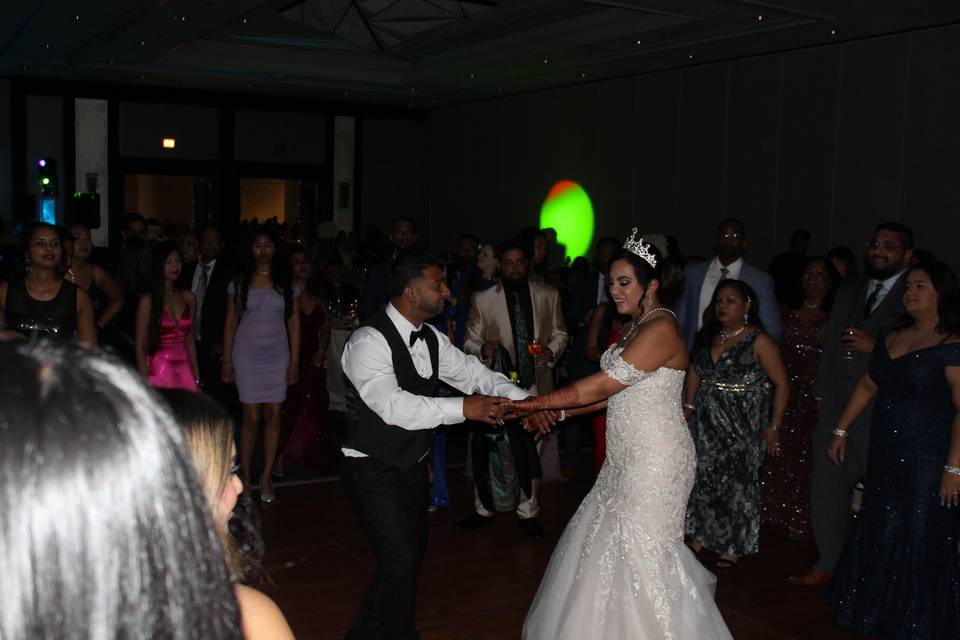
[195, 263, 210, 336]
[510, 290, 536, 389]
[720, 266, 730, 281]
[864, 282, 884, 318]
[409, 326, 430, 346]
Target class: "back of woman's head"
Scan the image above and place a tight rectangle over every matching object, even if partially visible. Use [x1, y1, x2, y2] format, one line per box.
[159, 389, 262, 583]
[119, 236, 152, 293]
[0, 342, 241, 640]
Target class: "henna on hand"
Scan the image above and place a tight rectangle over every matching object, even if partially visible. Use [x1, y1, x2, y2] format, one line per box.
[506, 385, 582, 419]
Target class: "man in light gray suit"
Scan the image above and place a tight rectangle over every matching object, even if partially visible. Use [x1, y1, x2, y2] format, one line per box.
[676, 218, 781, 350]
[789, 221, 914, 586]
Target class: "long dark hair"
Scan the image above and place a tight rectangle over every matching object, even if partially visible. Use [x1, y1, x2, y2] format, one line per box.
[788, 256, 840, 313]
[290, 245, 324, 300]
[894, 261, 960, 337]
[233, 231, 293, 320]
[0, 342, 241, 639]
[20, 222, 67, 276]
[693, 279, 765, 356]
[147, 242, 181, 354]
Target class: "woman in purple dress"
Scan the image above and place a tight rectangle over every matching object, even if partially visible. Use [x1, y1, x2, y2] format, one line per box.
[222, 231, 301, 502]
[760, 257, 837, 540]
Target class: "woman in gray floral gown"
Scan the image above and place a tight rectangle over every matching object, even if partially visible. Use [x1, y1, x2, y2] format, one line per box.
[684, 279, 790, 568]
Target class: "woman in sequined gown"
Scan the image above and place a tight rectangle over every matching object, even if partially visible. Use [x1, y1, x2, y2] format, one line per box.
[0, 222, 97, 346]
[279, 248, 332, 473]
[507, 243, 733, 640]
[684, 279, 790, 568]
[134, 243, 200, 391]
[826, 261, 960, 639]
[761, 258, 835, 540]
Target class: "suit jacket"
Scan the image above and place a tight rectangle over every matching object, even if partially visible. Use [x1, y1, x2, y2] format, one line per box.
[464, 281, 569, 394]
[675, 258, 781, 350]
[812, 273, 908, 439]
[178, 258, 233, 345]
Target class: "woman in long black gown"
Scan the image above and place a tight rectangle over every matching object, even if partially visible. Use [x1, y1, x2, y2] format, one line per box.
[826, 260, 960, 639]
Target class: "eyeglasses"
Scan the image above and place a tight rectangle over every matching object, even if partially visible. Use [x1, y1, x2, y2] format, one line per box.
[865, 240, 903, 251]
[718, 232, 742, 240]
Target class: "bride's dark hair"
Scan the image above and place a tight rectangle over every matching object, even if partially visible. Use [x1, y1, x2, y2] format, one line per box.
[608, 245, 684, 308]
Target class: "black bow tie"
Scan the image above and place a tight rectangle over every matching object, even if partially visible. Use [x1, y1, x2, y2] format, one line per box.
[409, 327, 430, 347]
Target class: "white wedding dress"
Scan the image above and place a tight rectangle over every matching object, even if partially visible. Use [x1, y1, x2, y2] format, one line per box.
[523, 346, 733, 640]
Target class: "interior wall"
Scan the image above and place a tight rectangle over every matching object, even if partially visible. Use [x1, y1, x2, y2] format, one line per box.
[360, 117, 428, 242]
[427, 25, 960, 272]
[0, 79, 11, 221]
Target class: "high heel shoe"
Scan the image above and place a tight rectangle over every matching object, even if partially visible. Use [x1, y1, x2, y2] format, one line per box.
[259, 476, 276, 504]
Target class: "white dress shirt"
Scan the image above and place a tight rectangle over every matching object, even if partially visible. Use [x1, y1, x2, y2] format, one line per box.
[697, 257, 744, 330]
[340, 303, 530, 457]
[865, 268, 908, 312]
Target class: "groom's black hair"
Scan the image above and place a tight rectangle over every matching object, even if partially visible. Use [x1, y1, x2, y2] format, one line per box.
[389, 249, 444, 296]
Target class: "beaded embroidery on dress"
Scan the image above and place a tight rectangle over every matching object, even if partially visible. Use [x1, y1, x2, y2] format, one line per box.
[523, 344, 733, 639]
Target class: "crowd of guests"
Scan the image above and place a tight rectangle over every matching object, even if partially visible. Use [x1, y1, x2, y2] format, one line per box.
[0, 210, 957, 639]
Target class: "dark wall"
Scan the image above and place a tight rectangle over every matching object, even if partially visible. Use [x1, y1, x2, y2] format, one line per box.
[360, 117, 428, 240]
[427, 26, 960, 272]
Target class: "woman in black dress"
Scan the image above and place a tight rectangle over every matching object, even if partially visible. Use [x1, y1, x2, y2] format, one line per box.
[0, 222, 97, 346]
[826, 260, 960, 639]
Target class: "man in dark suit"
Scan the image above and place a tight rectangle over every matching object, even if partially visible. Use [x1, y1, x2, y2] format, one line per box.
[561, 236, 619, 479]
[178, 226, 233, 401]
[358, 217, 418, 322]
[789, 221, 914, 586]
[676, 218, 781, 350]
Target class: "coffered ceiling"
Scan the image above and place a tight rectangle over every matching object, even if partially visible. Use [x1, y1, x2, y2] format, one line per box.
[2, 1, 958, 106]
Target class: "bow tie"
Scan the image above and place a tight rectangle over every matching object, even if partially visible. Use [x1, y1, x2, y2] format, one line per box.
[409, 326, 430, 347]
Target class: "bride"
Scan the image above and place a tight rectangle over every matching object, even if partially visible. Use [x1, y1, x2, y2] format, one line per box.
[508, 230, 732, 640]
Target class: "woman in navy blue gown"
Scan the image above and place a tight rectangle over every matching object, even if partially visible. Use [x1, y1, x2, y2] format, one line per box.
[826, 260, 960, 639]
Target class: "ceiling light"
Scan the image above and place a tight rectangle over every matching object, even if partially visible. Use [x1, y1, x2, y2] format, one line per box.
[497, 88, 503, 93]
[636, 39, 644, 46]
[139, 40, 146, 46]
[542, 58, 549, 64]
[74, 15, 80, 21]
[757, 15, 764, 21]
[580, 72, 587, 78]
[830, 28, 837, 35]
[162, 138, 176, 149]
[688, 54, 695, 60]
[43, 43, 50, 49]
[469, 73, 476, 79]
[242, 18, 248, 24]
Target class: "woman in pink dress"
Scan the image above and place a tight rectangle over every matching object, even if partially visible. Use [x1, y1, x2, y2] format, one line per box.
[135, 242, 200, 391]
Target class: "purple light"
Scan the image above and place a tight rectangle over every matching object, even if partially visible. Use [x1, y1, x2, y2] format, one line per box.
[37, 159, 47, 168]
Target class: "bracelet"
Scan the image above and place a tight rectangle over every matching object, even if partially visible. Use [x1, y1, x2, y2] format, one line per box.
[682, 403, 695, 411]
[945, 465, 960, 476]
[558, 409, 567, 422]
[831, 428, 848, 438]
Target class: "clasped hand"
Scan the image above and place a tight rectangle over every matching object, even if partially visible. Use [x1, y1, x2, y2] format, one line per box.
[501, 398, 559, 435]
[463, 394, 512, 425]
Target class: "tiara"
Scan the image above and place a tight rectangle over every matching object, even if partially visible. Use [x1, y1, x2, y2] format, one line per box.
[623, 228, 657, 268]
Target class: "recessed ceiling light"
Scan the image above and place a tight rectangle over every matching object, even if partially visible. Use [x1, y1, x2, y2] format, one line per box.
[636, 39, 643, 45]
[830, 28, 837, 35]
[688, 53, 695, 60]
[242, 18, 248, 24]
[757, 14, 764, 21]
[139, 40, 146, 46]
[542, 58, 549, 64]
[109, 59, 115, 64]
[469, 73, 476, 79]
[43, 43, 50, 49]
[580, 72, 587, 78]
[344, 90, 350, 96]
[74, 15, 80, 21]
[431, 99, 437, 104]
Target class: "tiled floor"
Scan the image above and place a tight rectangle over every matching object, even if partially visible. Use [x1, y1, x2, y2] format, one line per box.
[256, 466, 862, 639]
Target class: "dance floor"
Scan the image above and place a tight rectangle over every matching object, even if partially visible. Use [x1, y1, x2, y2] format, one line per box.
[257, 464, 862, 640]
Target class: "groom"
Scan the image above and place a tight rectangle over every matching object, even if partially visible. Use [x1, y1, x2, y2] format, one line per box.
[340, 250, 534, 640]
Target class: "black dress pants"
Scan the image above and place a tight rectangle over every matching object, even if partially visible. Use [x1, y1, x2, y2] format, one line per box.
[342, 457, 429, 640]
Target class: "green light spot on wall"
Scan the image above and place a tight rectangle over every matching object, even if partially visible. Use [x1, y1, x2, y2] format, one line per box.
[539, 180, 594, 259]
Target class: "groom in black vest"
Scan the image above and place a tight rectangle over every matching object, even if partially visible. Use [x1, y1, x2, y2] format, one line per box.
[340, 250, 533, 640]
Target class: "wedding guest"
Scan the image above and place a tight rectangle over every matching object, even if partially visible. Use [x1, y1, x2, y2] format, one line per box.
[321, 251, 359, 323]
[676, 218, 781, 349]
[162, 389, 295, 640]
[64, 222, 124, 333]
[178, 227, 235, 401]
[448, 241, 499, 349]
[685, 279, 790, 568]
[359, 217, 417, 321]
[222, 231, 301, 503]
[114, 235, 152, 360]
[458, 240, 569, 539]
[278, 247, 332, 475]
[827, 246, 859, 281]
[0, 222, 97, 347]
[826, 260, 960, 638]
[179, 230, 200, 266]
[135, 243, 199, 390]
[791, 222, 914, 586]
[0, 341, 241, 639]
[768, 228, 811, 307]
[760, 257, 837, 541]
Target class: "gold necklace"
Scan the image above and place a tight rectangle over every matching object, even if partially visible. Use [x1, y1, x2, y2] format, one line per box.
[719, 324, 747, 343]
